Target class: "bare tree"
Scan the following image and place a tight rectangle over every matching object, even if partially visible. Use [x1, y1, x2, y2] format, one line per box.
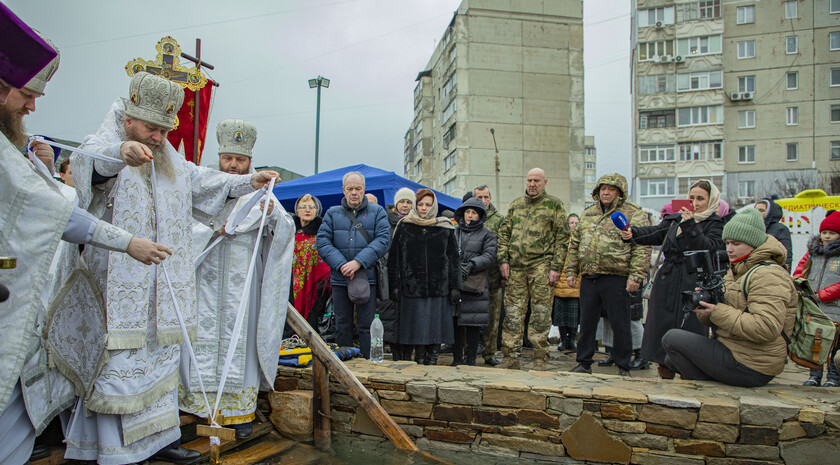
[770, 170, 818, 198]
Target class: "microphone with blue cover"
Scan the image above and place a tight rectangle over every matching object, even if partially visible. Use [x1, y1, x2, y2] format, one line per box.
[611, 212, 629, 230]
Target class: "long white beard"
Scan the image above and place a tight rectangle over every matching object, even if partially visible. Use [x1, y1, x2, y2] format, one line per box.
[130, 144, 175, 183]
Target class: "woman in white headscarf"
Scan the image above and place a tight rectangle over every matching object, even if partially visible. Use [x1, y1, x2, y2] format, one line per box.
[620, 179, 725, 379]
[387, 188, 460, 365]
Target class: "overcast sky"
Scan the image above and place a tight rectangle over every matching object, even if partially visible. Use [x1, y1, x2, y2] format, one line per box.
[10, 0, 631, 180]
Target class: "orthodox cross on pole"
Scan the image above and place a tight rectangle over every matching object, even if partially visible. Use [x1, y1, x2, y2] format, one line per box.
[180, 38, 219, 159]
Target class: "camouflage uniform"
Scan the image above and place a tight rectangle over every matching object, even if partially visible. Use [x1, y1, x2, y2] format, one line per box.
[482, 205, 504, 361]
[497, 191, 570, 362]
[564, 174, 651, 371]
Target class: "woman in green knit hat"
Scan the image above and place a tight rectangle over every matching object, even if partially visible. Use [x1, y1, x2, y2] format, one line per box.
[659, 208, 798, 387]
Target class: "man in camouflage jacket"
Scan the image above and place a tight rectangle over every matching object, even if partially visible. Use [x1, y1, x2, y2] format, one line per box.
[564, 173, 651, 376]
[497, 168, 570, 370]
[474, 185, 504, 365]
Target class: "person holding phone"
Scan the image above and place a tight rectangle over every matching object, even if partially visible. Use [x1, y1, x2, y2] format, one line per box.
[619, 179, 725, 379]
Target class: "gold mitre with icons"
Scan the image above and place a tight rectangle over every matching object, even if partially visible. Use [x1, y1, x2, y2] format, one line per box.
[124, 36, 208, 91]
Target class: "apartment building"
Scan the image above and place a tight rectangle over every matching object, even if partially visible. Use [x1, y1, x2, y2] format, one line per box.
[404, 0, 586, 214]
[584, 135, 597, 208]
[631, 0, 840, 211]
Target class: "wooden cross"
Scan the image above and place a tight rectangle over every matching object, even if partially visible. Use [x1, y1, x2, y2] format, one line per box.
[196, 414, 235, 465]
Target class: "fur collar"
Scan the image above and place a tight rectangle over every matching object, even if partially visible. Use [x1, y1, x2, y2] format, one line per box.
[808, 235, 840, 258]
[294, 215, 322, 236]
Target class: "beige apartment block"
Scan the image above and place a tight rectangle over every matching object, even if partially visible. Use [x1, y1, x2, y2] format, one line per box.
[583, 135, 597, 209]
[631, 0, 840, 211]
[404, 0, 585, 214]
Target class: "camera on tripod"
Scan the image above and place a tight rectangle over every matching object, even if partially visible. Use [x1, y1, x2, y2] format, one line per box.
[680, 250, 729, 325]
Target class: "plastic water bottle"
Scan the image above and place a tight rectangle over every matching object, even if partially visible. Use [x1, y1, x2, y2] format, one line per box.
[370, 314, 384, 363]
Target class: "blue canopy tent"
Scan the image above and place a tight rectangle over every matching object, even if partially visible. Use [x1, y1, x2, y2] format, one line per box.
[271, 164, 462, 213]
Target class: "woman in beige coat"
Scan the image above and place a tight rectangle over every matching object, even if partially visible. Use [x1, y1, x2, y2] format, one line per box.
[661, 209, 797, 387]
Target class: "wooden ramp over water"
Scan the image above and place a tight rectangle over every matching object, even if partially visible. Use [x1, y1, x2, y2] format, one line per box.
[32, 413, 344, 465]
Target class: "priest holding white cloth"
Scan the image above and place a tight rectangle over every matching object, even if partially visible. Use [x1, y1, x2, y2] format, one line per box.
[179, 118, 294, 439]
[58, 72, 279, 465]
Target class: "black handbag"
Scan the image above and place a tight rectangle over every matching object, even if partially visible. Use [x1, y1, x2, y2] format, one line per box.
[342, 207, 389, 301]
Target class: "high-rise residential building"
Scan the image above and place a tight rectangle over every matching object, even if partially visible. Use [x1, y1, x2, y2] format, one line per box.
[630, 0, 840, 211]
[584, 135, 597, 208]
[404, 0, 586, 214]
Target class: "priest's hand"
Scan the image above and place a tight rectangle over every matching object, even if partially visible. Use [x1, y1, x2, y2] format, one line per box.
[32, 142, 56, 174]
[260, 200, 274, 215]
[127, 237, 172, 265]
[340, 260, 362, 277]
[120, 141, 154, 167]
[251, 170, 281, 189]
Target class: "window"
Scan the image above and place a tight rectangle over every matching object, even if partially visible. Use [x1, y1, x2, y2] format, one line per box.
[786, 107, 799, 126]
[786, 71, 798, 90]
[784, 1, 797, 19]
[831, 141, 840, 160]
[677, 70, 722, 91]
[638, 75, 675, 94]
[678, 141, 722, 161]
[639, 110, 676, 128]
[833, 105, 840, 122]
[677, 105, 723, 126]
[639, 145, 676, 163]
[786, 36, 798, 54]
[414, 120, 423, 138]
[739, 145, 756, 163]
[678, 175, 724, 195]
[738, 110, 756, 128]
[585, 161, 596, 169]
[442, 73, 456, 98]
[443, 150, 456, 171]
[738, 75, 755, 93]
[585, 147, 595, 155]
[833, 0, 840, 14]
[640, 178, 675, 197]
[699, 0, 721, 19]
[739, 180, 756, 198]
[737, 6, 755, 24]
[639, 40, 674, 61]
[832, 69, 840, 87]
[448, 46, 457, 64]
[638, 6, 675, 27]
[832, 32, 840, 51]
[413, 161, 421, 177]
[413, 82, 422, 100]
[441, 99, 456, 123]
[443, 177, 456, 195]
[786, 143, 798, 161]
[677, 35, 722, 57]
[738, 40, 755, 59]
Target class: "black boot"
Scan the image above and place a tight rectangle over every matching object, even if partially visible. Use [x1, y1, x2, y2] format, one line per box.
[565, 328, 576, 352]
[630, 349, 649, 370]
[414, 345, 426, 365]
[425, 344, 440, 366]
[598, 346, 614, 366]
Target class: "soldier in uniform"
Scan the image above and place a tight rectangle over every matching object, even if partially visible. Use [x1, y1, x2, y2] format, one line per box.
[496, 168, 570, 370]
[564, 173, 651, 377]
[473, 185, 504, 365]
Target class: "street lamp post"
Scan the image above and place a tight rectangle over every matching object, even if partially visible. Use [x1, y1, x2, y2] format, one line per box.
[308, 75, 330, 174]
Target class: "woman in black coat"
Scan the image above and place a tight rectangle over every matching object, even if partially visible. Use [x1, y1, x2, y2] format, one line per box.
[621, 179, 725, 378]
[452, 198, 497, 366]
[388, 189, 460, 365]
[378, 187, 415, 360]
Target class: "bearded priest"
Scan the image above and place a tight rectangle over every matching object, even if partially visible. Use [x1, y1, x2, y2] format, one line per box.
[57, 72, 279, 465]
[179, 119, 294, 439]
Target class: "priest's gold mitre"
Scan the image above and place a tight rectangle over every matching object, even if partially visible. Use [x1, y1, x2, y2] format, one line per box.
[125, 71, 184, 130]
[216, 119, 257, 158]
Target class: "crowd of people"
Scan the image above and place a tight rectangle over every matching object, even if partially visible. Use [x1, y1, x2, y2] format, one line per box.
[2, 7, 840, 465]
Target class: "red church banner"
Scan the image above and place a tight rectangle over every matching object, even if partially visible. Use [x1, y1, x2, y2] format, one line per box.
[168, 79, 214, 165]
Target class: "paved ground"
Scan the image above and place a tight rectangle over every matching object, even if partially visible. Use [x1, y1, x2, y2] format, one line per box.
[431, 343, 813, 385]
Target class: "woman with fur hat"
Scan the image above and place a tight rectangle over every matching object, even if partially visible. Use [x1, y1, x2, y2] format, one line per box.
[661, 209, 798, 387]
[793, 210, 840, 387]
[388, 189, 459, 365]
[290, 194, 330, 329]
[451, 197, 497, 366]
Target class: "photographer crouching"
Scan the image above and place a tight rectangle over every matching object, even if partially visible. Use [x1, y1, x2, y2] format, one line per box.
[661, 209, 797, 387]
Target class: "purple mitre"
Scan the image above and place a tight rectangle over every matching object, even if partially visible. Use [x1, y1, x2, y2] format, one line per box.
[0, 2, 57, 89]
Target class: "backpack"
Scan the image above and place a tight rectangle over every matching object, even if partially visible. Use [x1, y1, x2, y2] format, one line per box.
[742, 263, 839, 370]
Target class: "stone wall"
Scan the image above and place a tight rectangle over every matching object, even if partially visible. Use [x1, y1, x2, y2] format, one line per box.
[271, 360, 840, 464]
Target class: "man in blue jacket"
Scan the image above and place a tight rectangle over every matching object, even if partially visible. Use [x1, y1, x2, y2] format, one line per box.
[317, 171, 390, 357]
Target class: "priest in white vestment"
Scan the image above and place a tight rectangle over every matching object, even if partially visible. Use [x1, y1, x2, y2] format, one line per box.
[0, 19, 171, 464]
[179, 119, 294, 439]
[57, 72, 279, 465]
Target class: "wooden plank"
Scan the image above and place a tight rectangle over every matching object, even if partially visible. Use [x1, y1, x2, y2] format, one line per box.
[312, 356, 331, 451]
[218, 435, 297, 465]
[197, 424, 236, 441]
[285, 304, 419, 453]
[183, 419, 275, 456]
[31, 448, 67, 465]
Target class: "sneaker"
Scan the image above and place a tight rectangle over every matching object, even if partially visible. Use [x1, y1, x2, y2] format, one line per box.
[823, 379, 839, 387]
[804, 376, 822, 387]
[569, 364, 591, 374]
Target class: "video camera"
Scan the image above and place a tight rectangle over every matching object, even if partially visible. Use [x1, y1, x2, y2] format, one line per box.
[680, 250, 729, 327]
